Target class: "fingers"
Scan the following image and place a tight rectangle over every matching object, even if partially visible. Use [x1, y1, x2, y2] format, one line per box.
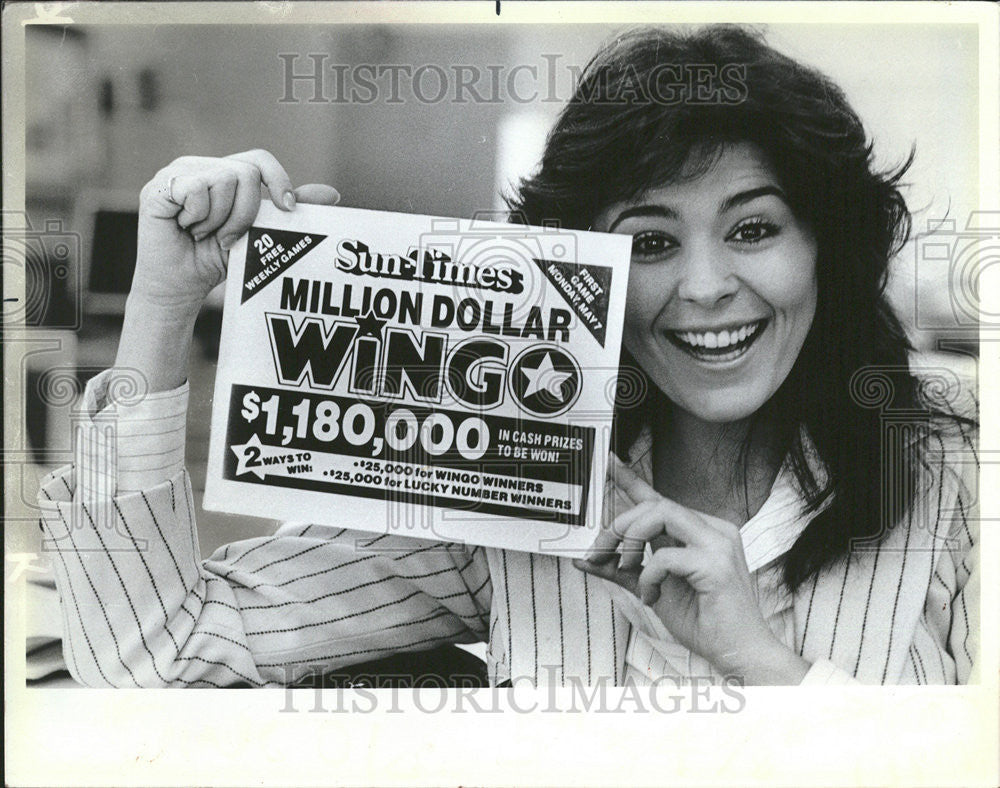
[615, 506, 687, 572]
[609, 454, 661, 504]
[295, 183, 341, 206]
[227, 149, 296, 211]
[151, 151, 343, 253]
[585, 526, 630, 565]
[577, 543, 696, 608]
[572, 558, 640, 597]
[586, 499, 658, 563]
[624, 499, 704, 558]
[610, 499, 662, 568]
[215, 166, 269, 249]
[587, 497, 706, 572]
[606, 451, 625, 480]
[189, 177, 238, 241]
[170, 175, 211, 229]
[637, 547, 694, 605]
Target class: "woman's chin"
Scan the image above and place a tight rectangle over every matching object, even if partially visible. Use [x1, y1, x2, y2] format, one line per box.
[668, 389, 769, 425]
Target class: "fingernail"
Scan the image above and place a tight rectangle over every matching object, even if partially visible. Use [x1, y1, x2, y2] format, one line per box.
[283, 191, 296, 210]
[219, 235, 237, 250]
[331, 189, 341, 205]
[192, 230, 207, 243]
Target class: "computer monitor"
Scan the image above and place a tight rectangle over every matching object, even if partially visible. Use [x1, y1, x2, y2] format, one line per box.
[73, 188, 224, 315]
[73, 189, 139, 315]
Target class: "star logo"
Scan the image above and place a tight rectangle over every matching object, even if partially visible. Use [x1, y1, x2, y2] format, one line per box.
[355, 310, 387, 339]
[521, 352, 573, 400]
[508, 345, 582, 417]
[231, 433, 267, 480]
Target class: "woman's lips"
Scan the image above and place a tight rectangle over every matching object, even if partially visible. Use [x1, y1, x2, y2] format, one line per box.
[665, 319, 768, 362]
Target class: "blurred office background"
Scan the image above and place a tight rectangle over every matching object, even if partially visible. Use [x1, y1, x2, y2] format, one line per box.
[15, 23, 983, 559]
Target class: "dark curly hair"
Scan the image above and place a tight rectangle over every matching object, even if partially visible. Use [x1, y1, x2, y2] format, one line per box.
[507, 24, 975, 592]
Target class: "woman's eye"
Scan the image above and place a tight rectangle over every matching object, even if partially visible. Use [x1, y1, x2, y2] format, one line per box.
[728, 218, 780, 245]
[631, 231, 677, 259]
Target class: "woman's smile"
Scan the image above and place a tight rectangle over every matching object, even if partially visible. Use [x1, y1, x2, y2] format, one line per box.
[665, 317, 769, 365]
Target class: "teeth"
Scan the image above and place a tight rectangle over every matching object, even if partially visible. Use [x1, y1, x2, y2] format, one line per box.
[672, 321, 763, 351]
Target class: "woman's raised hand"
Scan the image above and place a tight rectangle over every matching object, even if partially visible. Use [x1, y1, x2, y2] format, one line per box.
[574, 456, 811, 684]
[133, 149, 340, 309]
[115, 150, 340, 393]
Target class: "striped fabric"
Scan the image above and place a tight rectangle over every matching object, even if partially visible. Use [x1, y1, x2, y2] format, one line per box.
[37, 370, 979, 686]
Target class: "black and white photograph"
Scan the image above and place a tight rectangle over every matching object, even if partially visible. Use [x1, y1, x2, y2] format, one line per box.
[4, 2, 998, 785]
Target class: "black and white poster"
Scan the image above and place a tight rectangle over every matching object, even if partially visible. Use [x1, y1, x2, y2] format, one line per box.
[3, 2, 997, 787]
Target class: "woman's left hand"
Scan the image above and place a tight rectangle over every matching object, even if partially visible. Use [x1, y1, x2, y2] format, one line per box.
[574, 457, 811, 685]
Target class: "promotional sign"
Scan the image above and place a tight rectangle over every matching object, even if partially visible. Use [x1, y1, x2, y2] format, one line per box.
[204, 202, 631, 555]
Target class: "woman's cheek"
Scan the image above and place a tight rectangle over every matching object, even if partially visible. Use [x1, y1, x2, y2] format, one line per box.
[622, 284, 660, 356]
[772, 235, 818, 307]
[624, 267, 665, 324]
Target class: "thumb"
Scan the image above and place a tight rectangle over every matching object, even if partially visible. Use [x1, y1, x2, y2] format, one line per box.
[294, 184, 341, 206]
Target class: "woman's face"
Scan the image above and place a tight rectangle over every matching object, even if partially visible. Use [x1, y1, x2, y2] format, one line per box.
[593, 143, 818, 424]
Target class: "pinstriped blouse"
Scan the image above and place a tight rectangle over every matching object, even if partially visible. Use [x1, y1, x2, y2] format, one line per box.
[37, 370, 979, 687]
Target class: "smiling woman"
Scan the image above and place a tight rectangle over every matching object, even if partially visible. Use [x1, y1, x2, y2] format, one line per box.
[511, 25, 979, 683]
[36, 24, 979, 688]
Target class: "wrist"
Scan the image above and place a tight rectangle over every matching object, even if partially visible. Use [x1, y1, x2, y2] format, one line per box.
[115, 295, 202, 393]
[715, 636, 811, 686]
[123, 293, 203, 326]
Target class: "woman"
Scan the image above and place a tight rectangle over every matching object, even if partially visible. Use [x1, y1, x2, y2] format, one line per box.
[38, 25, 978, 686]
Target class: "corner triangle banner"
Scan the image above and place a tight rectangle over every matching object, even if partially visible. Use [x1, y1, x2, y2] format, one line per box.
[532, 257, 613, 347]
[241, 226, 327, 304]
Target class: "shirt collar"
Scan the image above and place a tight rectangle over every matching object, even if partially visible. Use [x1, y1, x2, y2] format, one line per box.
[614, 425, 830, 574]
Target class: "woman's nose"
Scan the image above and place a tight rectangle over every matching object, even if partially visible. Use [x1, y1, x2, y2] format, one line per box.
[675, 245, 738, 306]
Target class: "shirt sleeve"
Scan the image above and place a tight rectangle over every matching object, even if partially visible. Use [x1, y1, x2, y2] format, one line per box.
[75, 369, 188, 499]
[799, 659, 859, 685]
[39, 372, 493, 688]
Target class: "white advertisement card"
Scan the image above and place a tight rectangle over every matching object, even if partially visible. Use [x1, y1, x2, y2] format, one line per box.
[205, 202, 631, 555]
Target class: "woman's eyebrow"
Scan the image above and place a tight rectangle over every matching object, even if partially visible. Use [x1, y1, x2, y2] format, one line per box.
[606, 185, 787, 231]
[719, 185, 787, 214]
[608, 205, 678, 232]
